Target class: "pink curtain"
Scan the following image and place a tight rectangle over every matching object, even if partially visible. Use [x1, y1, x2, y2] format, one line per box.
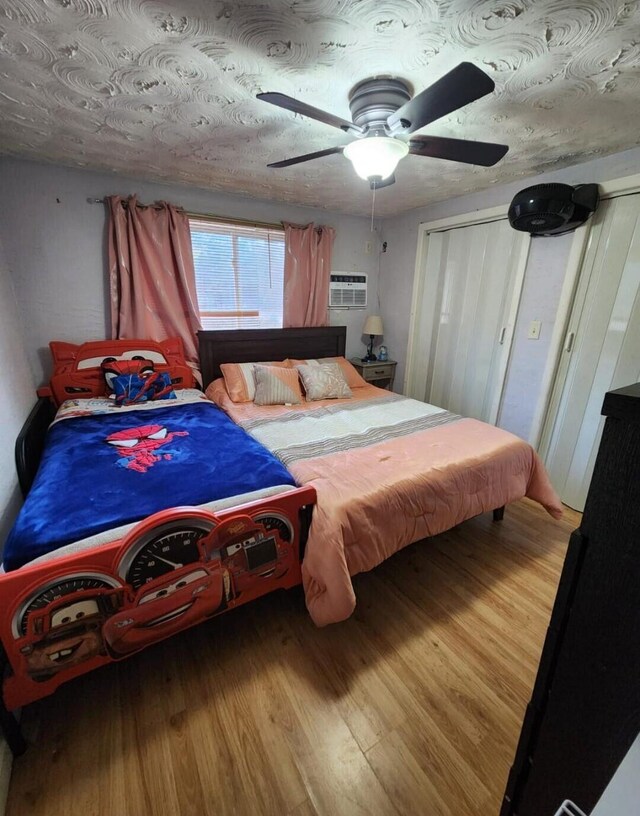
[107, 195, 202, 365]
[283, 222, 336, 328]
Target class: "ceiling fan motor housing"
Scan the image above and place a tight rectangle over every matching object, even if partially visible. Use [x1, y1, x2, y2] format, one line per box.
[348, 78, 413, 133]
[508, 183, 600, 236]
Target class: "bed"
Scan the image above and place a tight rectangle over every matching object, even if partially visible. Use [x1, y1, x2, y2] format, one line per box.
[199, 327, 564, 627]
[0, 337, 315, 728]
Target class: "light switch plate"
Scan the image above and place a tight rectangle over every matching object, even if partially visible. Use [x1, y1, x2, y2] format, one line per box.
[528, 320, 542, 339]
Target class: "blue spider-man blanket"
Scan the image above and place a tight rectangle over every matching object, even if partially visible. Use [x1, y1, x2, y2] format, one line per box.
[4, 401, 296, 571]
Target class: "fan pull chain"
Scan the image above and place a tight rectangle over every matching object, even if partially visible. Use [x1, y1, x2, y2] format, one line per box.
[371, 183, 376, 231]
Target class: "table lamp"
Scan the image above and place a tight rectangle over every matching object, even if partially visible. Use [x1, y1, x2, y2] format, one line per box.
[362, 315, 384, 362]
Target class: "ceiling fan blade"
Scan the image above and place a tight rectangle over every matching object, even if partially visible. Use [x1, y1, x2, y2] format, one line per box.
[370, 174, 396, 190]
[409, 135, 508, 166]
[267, 146, 345, 169]
[257, 92, 363, 134]
[387, 62, 495, 135]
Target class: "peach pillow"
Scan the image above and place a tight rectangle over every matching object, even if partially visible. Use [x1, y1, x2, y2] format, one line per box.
[220, 360, 290, 403]
[286, 356, 367, 389]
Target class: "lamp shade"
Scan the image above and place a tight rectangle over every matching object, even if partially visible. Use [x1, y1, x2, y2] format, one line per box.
[343, 137, 409, 181]
[363, 315, 384, 336]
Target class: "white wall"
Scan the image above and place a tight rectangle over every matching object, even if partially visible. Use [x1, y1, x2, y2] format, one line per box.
[0, 158, 380, 382]
[0, 237, 36, 544]
[0, 235, 35, 815]
[380, 146, 640, 441]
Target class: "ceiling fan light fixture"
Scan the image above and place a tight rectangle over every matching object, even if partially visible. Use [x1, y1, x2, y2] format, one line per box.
[343, 137, 409, 181]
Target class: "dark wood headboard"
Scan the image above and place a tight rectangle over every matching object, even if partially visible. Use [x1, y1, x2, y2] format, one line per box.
[198, 327, 347, 387]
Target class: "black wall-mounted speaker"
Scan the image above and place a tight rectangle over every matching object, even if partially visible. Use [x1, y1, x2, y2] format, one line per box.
[508, 183, 600, 236]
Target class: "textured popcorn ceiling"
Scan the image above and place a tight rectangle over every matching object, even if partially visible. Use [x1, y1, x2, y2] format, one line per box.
[1, 0, 640, 216]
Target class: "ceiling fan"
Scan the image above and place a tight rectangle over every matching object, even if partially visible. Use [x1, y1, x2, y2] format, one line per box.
[257, 62, 508, 189]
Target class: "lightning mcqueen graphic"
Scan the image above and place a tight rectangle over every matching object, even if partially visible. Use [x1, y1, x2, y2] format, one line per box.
[102, 564, 232, 657]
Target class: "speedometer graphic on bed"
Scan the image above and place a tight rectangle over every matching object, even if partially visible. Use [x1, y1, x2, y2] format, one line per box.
[119, 518, 216, 590]
[12, 573, 121, 637]
[251, 512, 294, 543]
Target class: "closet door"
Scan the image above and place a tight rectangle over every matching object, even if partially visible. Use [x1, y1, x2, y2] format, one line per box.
[541, 194, 640, 512]
[407, 218, 529, 423]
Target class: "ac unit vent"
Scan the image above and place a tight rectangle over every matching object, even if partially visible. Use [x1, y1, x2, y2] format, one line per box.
[329, 273, 367, 309]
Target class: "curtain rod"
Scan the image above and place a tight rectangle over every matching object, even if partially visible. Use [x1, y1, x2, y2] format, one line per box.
[87, 197, 164, 209]
[185, 211, 284, 231]
[87, 198, 283, 230]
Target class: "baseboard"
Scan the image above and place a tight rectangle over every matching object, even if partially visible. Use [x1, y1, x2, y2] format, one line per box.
[0, 740, 11, 816]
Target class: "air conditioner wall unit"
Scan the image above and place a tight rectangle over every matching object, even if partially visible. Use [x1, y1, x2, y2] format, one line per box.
[329, 273, 367, 308]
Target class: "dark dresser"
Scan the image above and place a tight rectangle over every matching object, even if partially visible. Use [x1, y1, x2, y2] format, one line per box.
[502, 383, 640, 815]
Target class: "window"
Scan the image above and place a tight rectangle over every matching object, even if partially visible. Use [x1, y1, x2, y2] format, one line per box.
[189, 216, 285, 330]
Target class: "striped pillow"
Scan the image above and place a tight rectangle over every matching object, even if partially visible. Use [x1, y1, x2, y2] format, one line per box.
[286, 356, 367, 388]
[253, 365, 304, 406]
[220, 360, 290, 403]
[296, 363, 352, 401]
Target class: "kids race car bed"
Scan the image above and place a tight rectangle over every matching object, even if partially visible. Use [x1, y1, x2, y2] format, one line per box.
[199, 327, 564, 628]
[0, 337, 315, 744]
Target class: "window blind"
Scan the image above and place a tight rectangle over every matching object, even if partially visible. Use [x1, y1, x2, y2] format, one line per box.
[189, 217, 285, 330]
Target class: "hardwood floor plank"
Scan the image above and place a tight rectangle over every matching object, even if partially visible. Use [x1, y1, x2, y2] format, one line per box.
[366, 728, 453, 816]
[351, 573, 523, 764]
[5, 500, 575, 816]
[393, 717, 493, 814]
[182, 609, 307, 816]
[384, 546, 555, 705]
[244, 606, 401, 816]
[288, 798, 320, 816]
[285, 611, 407, 754]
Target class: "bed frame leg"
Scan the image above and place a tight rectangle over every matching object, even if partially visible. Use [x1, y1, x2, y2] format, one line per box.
[493, 506, 505, 522]
[0, 647, 27, 756]
[0, 698, 26, 757]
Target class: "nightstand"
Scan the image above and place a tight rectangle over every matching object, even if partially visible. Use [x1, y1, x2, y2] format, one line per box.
[350, 359, 397, 391]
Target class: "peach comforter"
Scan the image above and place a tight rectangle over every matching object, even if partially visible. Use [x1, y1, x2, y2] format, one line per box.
[207, 381, 563, 626]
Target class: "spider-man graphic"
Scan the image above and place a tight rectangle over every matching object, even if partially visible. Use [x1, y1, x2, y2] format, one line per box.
[106, 424, 189, 473]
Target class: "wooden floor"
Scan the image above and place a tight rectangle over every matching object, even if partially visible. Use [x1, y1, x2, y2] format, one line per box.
[6, 499, 580, 816]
